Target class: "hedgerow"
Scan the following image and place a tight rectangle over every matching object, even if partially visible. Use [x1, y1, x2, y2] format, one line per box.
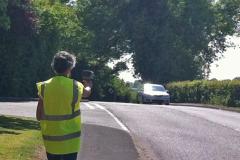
[166, 80, 240, 107]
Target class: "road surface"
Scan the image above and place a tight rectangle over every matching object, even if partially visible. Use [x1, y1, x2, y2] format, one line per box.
[0, 101, 240, 160]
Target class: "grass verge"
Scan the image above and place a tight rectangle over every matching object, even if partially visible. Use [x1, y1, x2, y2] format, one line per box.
[0, 115, 44, 160]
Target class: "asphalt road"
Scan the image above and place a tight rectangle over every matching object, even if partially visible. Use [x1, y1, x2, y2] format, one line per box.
[1, 102, 240, 160]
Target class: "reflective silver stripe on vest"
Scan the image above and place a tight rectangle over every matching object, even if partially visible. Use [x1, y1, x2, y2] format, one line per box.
[42, 131, 81, 141]
[41, 109, 81, 121]
[71, 80, 79, 113]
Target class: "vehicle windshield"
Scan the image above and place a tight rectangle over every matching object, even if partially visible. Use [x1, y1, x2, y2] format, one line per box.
[144, 84, 165, 92]
[152, 85, 165, 91]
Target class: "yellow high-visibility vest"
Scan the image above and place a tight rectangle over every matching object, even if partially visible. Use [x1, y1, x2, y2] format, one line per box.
[36, 76, 83, 154]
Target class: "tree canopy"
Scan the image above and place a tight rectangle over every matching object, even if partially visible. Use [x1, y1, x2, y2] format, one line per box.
[0, 0, 131, 99]
[81, 0, 239, 83]
[0, 0, 239, 99]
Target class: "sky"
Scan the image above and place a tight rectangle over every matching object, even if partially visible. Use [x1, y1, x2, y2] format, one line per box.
[108, 54, 139, 82]
[111, 36, 240, 82]
[209, 36, 240, 80]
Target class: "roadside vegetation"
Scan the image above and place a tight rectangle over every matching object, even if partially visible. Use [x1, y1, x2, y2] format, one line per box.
[110, 78, 137, 103]
[0, 0, 239, 102]
[0, 116, 43, 160]
[167, 80, 240, 107]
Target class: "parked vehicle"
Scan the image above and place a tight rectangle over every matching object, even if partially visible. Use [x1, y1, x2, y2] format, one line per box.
[137, 83, 170, 105]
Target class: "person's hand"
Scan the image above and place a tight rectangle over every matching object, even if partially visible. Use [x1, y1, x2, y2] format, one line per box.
[82, 80, 93, 88]
[82, 80, 93, 98]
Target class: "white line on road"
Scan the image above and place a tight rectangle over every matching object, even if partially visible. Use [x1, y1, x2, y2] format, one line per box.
[93, 103, 130, 133]
[84, 103, 95, 110]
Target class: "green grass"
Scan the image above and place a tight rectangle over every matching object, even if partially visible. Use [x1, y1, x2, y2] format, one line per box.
[0, 115, 44, 160]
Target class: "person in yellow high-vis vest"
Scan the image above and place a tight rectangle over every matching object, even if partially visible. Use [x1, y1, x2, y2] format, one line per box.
[36, 51, 92, 160]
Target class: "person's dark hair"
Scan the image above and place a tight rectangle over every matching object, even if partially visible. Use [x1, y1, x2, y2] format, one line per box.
[51, 51, 76, 74]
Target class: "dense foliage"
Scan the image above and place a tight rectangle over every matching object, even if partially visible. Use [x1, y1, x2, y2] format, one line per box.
[167, 80, 240, 107]
[0, 1, 10, 30]
[0, 0, 131, 100]
[71, 56, 136, 102]
[0, 0, 239, 101]
[0, 0, 40, 97]
[82, 0, 240, 83]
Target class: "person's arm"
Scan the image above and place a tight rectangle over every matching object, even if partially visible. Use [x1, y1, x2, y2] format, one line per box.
[36, 98, 43, 121]
[82, 80, 93, 98]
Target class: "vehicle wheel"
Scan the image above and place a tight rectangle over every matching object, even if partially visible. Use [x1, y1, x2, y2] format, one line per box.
[165, 101, 170, 105]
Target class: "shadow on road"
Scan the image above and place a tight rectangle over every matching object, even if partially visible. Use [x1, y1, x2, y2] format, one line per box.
[0, 115, 40, 134]
[79, 123, 139, 160]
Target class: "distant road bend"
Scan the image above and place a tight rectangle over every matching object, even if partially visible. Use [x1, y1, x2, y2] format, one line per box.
[0, 101, 240, 160]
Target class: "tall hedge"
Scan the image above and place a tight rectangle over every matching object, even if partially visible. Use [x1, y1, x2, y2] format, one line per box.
[166, 80, 240, 107]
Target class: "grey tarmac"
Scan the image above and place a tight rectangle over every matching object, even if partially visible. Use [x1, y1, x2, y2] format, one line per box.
[98, 102, 240, 160]
[1, 101, 240, 160]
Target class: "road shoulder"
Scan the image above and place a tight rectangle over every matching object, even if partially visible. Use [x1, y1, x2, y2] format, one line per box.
[171, 103, 240, 113]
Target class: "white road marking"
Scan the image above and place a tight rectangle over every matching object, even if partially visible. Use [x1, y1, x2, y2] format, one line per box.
[97, 102, 138, 106]
[84, 103, 95, 110]
[93, 103, 130, 133]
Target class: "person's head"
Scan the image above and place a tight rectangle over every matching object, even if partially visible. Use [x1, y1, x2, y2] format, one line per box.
[51, 51, 76, 76]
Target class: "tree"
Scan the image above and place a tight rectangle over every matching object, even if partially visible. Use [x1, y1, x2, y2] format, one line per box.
[0, 1, 10, 30]
[0, 0, 39, 97]
[0, 0, 131, 99]
[1, 0, 238, 100]
[81, 0, 239, 83]
[77, 0, 131, 62]
[0, 0, 90, 97]
[120, 0, 240, 83]
[34, 0, 91, 53]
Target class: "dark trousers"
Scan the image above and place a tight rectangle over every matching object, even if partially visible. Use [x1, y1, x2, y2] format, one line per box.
[46, 152, 78, 160]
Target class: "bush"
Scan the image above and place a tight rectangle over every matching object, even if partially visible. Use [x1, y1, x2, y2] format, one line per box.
[110, 77, 138, 103]
[166, 80, 240, 107]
